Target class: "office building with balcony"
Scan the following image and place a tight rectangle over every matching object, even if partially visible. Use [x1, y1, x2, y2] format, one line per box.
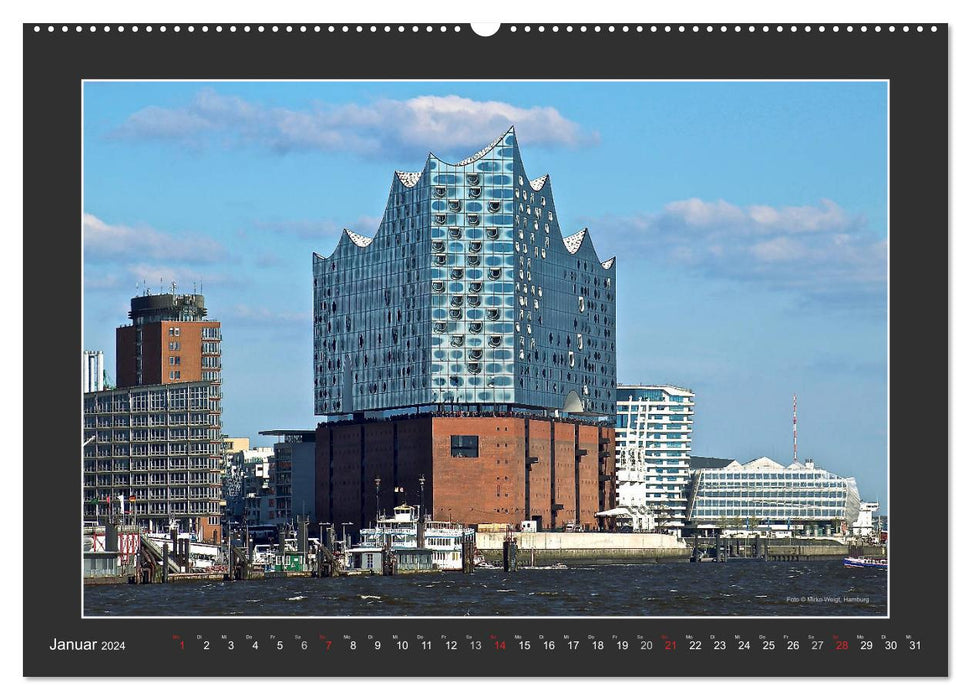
[82, 381, 224, 541]
[312, 127, 617, 530]
[83, 292, 224, 541]
[614, 385, 694, 535]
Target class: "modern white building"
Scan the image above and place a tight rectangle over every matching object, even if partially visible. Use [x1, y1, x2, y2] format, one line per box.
[615, 385, 694, 535]
[82, 350, 104, 393]
[686, 456, 862, 537]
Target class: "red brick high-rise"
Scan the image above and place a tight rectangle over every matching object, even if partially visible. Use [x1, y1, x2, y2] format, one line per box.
[116, 292, 221, 388]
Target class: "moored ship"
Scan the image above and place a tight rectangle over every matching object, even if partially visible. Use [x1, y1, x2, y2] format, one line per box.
[353, 504, 474, 572]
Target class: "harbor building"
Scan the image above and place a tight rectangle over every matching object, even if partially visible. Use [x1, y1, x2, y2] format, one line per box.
[685, 456, 862, 537]
[83, 292, 224, 542]
[312, 127, 617, 530]
[260, 430, 318, 525]
[315, 414, 614, 532]
[82, 350, 105, 393]
[614, 385, 694, 536]
[230, 447, 274, 527]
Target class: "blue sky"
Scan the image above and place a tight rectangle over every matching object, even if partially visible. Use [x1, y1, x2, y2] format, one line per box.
[82, 80, 888, 504]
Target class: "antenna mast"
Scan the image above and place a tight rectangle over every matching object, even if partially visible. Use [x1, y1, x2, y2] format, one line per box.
[793, 393, 798, 464]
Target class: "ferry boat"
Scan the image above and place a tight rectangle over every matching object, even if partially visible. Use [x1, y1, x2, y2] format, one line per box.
[843, 556, 888, 570]
[354, 504, 474, 571]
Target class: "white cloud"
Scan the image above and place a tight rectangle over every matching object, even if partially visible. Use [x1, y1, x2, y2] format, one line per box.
[109, 90, 597, 159]
[83, 213, 225, 263]
[584, 198, 885, 309]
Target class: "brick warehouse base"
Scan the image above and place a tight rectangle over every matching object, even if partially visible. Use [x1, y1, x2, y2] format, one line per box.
[315, 413, 615, 532]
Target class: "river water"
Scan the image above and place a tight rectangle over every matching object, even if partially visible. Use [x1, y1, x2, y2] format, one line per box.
[84, 560, 886, 617]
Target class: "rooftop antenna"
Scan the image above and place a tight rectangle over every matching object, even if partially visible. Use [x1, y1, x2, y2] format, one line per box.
[171, 281, 177, 295]
[793, 393, 798, 464]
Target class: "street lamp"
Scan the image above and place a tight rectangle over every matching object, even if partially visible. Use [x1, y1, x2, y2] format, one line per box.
[374, 476, 382, 521]
[418, 475, 426, 522]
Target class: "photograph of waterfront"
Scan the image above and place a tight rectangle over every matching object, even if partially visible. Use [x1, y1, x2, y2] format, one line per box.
[82, 80, 888, 617]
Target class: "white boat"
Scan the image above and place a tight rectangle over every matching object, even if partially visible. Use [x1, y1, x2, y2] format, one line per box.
[843, 556, 887, 570]
[356, 504, 474, 571]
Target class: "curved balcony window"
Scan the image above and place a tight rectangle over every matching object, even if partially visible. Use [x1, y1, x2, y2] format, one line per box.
[450, 268, 464, 280]
[468, 187, 481, 199]
[488, 335, 502, 348]
[468, 349, 483, 361]
[434, 255, 446, 266]
[466, 174, 480, 186]
[432, 241, 445, 253]
[486, 227, 499, 239]
[434, 214, 447, 225]
[488, 268, 502, 280]
[467, 363, 481, 374]
[569, 351, 576, 368]
[448, 227, 462, 239]
[469, 282, 482, 293]
[450, 295, 464, 307]
[433, 186, 446, 198]
[448, 200, 461, 213]
[469, 322, 483, 334]
[486, 308, 501, 321]
[488, 200, 501, 213]
[467, 255, 480, 267]
[449, 309, 462, 320]
[467, 295, 480, 307]
[450, 335, 465, 348]
[468, 241, 482, 253]
[431, 281, 445, 293]
[433, 322, 447, 334]
[467, 214, 480, 226]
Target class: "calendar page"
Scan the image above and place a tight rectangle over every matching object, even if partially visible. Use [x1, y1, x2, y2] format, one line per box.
[23, 20, 947, 678]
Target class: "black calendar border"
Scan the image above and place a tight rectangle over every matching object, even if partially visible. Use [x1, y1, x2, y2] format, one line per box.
[23, 22, 948, 677]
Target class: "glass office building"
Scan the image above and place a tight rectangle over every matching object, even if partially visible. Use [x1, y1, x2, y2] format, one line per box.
[615, 385, 694, 534]
[313, 127, 616, 418]
[687, 457, 862, 535]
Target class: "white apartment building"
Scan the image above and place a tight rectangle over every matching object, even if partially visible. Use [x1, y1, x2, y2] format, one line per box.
[615, 384, 694, 536]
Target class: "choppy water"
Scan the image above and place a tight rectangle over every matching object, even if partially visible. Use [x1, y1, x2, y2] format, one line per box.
[84, 560, 886, 617]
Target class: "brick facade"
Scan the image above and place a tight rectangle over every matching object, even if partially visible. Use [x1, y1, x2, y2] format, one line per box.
[315, 414, 615, 532]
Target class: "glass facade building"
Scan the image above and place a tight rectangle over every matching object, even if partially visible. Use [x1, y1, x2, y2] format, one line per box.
[313, 127, 616, 417]
[687, 457, 862, 535]
[615, 385, 694, 534]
